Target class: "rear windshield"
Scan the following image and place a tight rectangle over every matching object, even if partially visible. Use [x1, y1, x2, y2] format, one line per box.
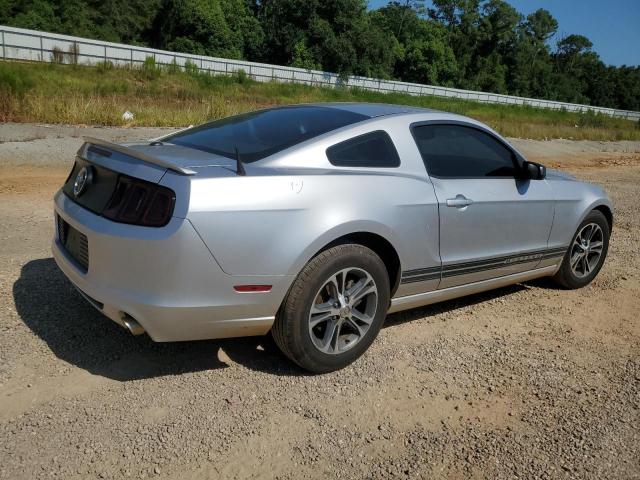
[164, 106, 369, 163]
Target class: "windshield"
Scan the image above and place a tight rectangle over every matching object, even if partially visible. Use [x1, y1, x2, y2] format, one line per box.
[164, 106, 369, 163]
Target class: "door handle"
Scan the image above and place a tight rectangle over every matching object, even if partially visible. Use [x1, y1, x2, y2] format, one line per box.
[446, 195, 473, 208]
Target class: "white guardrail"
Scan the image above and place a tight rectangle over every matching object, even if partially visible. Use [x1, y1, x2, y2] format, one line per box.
[2, 25, 639, 121]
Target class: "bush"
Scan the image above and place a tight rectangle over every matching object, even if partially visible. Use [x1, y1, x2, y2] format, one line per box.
[578, 110, 607, 128]
[234, 68, 248, 84]
[184, 59, 199, 76]
[139, 56, 161, 80]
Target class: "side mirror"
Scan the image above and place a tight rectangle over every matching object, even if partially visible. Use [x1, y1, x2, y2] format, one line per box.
[522, 161, 546, 180]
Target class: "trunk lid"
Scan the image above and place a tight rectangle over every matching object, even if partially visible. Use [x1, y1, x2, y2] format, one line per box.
[124, 143, 238, 170]
[63, 138, 240, 215]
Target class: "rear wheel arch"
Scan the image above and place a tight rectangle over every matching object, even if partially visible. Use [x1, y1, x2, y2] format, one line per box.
[311, 232, 401, 298]
[273, 242, 391, 372]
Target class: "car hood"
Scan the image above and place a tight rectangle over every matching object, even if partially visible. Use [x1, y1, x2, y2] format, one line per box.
[545, 168, 578, 181]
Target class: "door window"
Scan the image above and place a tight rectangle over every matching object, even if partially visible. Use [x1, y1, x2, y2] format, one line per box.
[412, 124, 517, 178]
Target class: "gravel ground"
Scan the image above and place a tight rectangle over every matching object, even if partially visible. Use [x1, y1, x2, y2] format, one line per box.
[0, 125, 638, 479]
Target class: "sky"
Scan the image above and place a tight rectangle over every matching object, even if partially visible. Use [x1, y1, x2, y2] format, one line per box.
[367, 0, 640, 67]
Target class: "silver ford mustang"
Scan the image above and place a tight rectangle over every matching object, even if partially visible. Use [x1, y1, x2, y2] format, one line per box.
[53, 103, 612, 372]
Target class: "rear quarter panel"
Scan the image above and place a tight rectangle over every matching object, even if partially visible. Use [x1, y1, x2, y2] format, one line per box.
[185, 172, 440, 278]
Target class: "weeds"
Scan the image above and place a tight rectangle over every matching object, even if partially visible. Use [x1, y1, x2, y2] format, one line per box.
[50, 47, 64, 64]
[578, 110, 608, 128]
[0, 59, 638, 140]
[184, 59, 199, 76]
[0, 62, 35, 96]
[139, 56, 161, 80]
[67, 43, 80, 65]
[0, 62, 35, 121]
[96, 61, 114, 73]
[165, 59, 181, 75]
[234, 68, 249, 84]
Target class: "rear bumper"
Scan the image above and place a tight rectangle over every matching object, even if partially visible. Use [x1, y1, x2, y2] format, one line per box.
[52, 190, 293, 341]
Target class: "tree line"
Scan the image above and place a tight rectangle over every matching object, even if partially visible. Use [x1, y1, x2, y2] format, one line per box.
[2, 0, 639, 111]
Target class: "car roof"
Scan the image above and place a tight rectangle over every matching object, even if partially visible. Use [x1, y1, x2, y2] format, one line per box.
[295, 102, 439, 118]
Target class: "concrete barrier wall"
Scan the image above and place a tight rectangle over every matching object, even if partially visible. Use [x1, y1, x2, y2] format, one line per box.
[2, 25, 639, 121]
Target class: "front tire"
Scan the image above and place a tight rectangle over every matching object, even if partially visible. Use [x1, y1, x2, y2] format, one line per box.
[272, 244, 390, 373]
[552, 210, 610, 289]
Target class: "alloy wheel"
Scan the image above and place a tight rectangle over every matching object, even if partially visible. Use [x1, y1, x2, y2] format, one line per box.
[308, 267, 378, 354]
[570, 223, 604, 278]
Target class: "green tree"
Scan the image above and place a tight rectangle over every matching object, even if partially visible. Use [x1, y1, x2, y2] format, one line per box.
[372, 3, 456, 85]
[2, 0, 62, 32]
[469, 0, 520, 92]
[507, 9, 557, 98]
[219, 0, 264, 59]
[552, 34, 596, 103]
[291, 40, 320, 70]
[257, 0, 395, 78]
[153, 0, 261, 59]
[0, 0, 638, 111]
[86, 0, 160, 44]
[56, 0, 94, 38]
[1, 0, 159, 45]
[428, 0, 481, 88]
[612, 66, 640, 111]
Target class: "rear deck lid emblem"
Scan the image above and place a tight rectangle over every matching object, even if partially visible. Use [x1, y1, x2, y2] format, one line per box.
[73, 166, 93, 197]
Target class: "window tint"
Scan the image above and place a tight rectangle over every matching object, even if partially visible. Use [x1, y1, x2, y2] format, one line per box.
[164, 106, 368, 163]
[412, 124, 517, 178]
[327, 131, 400, 168]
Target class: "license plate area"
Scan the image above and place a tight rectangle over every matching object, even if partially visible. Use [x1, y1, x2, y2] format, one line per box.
[57, 216, 89, 273]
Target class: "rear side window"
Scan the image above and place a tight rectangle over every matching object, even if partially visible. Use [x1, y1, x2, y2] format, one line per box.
[412, 124, 516, 178]
[327, 131, 400, 168]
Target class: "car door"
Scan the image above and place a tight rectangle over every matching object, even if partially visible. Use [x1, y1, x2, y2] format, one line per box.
[412, 122, 555, 289]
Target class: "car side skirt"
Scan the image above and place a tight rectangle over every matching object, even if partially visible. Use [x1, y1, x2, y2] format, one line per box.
[388, 264, 559, 314]
[400, 246, 567, 285]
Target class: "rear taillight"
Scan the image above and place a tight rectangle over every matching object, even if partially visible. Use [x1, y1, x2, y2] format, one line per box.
[103, 175, 175, 227]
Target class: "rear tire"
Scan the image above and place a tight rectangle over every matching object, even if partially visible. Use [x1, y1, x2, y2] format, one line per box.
[272, 244, 390, 373]
[552, 210, 610, 289]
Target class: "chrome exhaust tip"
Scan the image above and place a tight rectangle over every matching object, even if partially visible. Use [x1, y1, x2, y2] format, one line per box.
[121, 313, 145, 336]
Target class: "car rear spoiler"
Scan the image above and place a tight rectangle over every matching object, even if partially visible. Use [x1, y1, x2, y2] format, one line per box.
[81, 136, 197, 175]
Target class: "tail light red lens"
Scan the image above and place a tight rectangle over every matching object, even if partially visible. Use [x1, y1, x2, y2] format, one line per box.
[103, 175, 175, 227]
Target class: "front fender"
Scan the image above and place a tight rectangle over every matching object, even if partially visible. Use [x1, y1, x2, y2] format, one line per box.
[547, 179, 613, 248]
[577, 198, 613, 231]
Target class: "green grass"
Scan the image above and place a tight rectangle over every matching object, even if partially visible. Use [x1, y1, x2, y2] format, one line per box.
[1, 60, 639, 141]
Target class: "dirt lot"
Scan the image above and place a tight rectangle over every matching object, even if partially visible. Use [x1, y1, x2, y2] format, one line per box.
[0, 125, 638, 480]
